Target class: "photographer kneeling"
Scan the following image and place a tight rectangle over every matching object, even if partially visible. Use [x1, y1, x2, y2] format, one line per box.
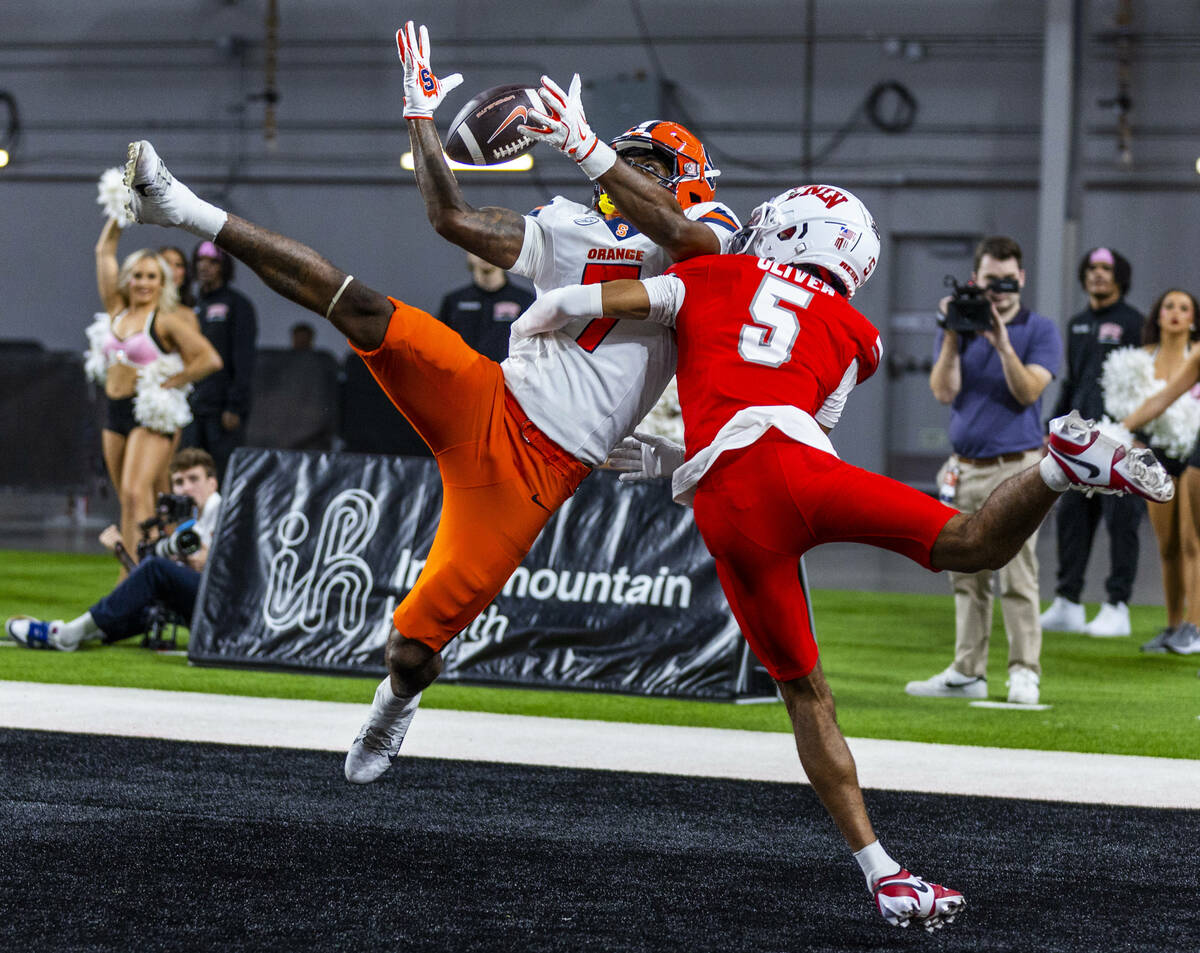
[6, 448, 221, 651]
[905, 236, 1064, 705]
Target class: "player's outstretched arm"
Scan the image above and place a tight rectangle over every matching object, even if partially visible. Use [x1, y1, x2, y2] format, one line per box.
[594, 158, 721, 262]
[521, 73, 719, 262]
[511, 279, 651, 338]
[397, 22, 526, 268]
[407, 120, 527, 267]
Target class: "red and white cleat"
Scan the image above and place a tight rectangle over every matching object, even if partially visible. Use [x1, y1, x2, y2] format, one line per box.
[1047, 410, 1174, 503]
[873, 868, 964, 932]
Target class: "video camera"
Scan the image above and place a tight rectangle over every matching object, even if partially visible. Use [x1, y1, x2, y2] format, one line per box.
[941, 274, 1020, 333]
[136, 492, 201, 562]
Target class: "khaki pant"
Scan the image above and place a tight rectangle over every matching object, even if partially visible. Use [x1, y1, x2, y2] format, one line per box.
[937, 449, 1043, 677]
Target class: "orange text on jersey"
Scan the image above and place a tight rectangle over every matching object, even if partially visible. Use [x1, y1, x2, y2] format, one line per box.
[586, 247, 646, 262]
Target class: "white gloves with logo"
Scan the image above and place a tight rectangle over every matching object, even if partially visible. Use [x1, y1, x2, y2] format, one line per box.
[606, 431, 686, 483]
[395, 21, 463, 119]
[519, 74, 617, 180]
[511, 284, 604, 339]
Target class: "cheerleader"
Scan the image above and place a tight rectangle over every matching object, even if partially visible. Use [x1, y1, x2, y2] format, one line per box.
[1105, 289, 1200, 652]
[88, 214, 222, 569]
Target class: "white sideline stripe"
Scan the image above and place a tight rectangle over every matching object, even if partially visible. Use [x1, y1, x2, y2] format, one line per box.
[1, 680, 1197, 810]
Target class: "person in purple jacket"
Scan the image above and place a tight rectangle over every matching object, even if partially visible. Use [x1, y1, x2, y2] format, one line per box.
[907, 236, 1064, 706]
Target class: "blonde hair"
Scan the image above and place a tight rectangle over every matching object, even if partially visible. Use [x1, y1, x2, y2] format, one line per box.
[116, 250, 180, 313]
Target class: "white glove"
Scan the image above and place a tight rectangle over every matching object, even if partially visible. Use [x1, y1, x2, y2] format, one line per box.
[511, 284, 604, 339]
[519, 74, 616, 180]
[395, 21, 463, 119]
[606, 431, 686, 482]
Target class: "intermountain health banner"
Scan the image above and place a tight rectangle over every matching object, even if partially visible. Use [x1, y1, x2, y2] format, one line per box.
[189, 448, 775, 699]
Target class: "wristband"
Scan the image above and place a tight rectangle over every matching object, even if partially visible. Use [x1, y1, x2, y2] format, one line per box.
[580, 281, 604, 317]
[578, 140, 617, 181]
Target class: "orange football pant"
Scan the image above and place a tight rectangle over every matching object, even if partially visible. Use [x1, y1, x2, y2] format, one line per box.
[352, 297, 590, 652]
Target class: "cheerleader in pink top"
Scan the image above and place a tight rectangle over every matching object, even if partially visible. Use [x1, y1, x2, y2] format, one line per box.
[88, 215, 222, 564]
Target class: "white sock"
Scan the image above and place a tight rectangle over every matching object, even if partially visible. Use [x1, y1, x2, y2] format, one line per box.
[375, 676, 419, 714]
[1039, 454, 1070, 492]
[179, 189, 228, 241]
[55, 612, 102, 649]
[854, 840, 901, 891]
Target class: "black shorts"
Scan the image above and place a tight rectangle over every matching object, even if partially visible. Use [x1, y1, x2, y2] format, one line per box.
[1151, 446, 1188, 480]
[105, 395, 137, 436]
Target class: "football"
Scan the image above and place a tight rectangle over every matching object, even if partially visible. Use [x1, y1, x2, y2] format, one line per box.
[445, 83, 542, 166]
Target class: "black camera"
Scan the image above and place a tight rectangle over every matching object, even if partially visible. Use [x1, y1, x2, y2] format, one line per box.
[136, 493, 200, 561]
[941, 275, 1020, 333]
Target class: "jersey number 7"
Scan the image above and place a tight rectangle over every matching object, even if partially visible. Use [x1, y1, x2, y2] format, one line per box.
[575, 262, 642, 353]
[739, 274, 813, 367]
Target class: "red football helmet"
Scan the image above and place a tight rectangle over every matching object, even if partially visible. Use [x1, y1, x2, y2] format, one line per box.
[608, 120, 720, 208]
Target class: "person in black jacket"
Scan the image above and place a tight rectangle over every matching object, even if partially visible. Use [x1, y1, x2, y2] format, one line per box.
[1041, 247, 1145, 637]
[183, 240, 258, 482]
[436, 253, 534, 363]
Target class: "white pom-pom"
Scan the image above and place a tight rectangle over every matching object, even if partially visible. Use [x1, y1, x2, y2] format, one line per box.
[97, 167, 133, 227]
[82, 312, 110, 385]
[1101, 346, 1200, 459]
[133, 354, 193, 433]
[1097, 416, 1134, 449]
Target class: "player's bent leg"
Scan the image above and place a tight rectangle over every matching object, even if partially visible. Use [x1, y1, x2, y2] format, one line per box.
[777, 666, 875, 850]
[215, 217, 393, 352]
[123, 140, 392, 352]
[346, 412, 585, 784]
[352, 303, 506, 455]
[931, 466, 1059, 572]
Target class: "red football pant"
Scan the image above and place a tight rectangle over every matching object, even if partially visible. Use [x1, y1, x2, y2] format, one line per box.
[691, 432, 956, 681]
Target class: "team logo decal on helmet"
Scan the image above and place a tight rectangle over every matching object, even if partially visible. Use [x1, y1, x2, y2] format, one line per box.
[606, 120, 720, 208]
[729, 184, 880, 297]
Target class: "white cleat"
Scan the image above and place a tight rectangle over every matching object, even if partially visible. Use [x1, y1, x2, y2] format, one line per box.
[122, 140, 226, 238]
[344, 678, 423, 784]
[873, 868, 964, 932]
[1047, 410, 1174, 503]
[123, 140, 180, 226]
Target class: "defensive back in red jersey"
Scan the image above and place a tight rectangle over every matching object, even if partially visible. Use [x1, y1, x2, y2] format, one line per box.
[667, 254, 884, 456]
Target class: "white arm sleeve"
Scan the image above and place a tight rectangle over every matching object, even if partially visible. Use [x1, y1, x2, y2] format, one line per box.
[509, 215, 547, 281]
[642, 274, 686, 327]
[815, 360, 859, 429]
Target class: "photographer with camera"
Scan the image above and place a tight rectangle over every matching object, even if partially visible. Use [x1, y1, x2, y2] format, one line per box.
[907, 236, 1063, 705]
[5, 448, 221, 651]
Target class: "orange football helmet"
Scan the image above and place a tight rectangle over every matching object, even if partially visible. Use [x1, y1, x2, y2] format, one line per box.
[608, 120, 720, 208]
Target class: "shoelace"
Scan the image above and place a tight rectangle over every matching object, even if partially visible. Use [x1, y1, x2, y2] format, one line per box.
[358, 723, 399, 756]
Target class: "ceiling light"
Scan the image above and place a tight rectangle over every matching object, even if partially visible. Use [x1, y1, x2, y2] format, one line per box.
[400, 150, 533, 173]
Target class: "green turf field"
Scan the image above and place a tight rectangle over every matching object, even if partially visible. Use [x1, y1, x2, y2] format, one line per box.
[2, 549, 1197, 759]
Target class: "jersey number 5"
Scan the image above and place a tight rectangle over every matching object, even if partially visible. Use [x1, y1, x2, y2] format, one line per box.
[739, 274, 813, 367]
[575, 262, 642, 353]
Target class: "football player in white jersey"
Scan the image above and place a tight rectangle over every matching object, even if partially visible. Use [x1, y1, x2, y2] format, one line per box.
[119, 22, 740, 791]
[400, 25, 740, 464]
